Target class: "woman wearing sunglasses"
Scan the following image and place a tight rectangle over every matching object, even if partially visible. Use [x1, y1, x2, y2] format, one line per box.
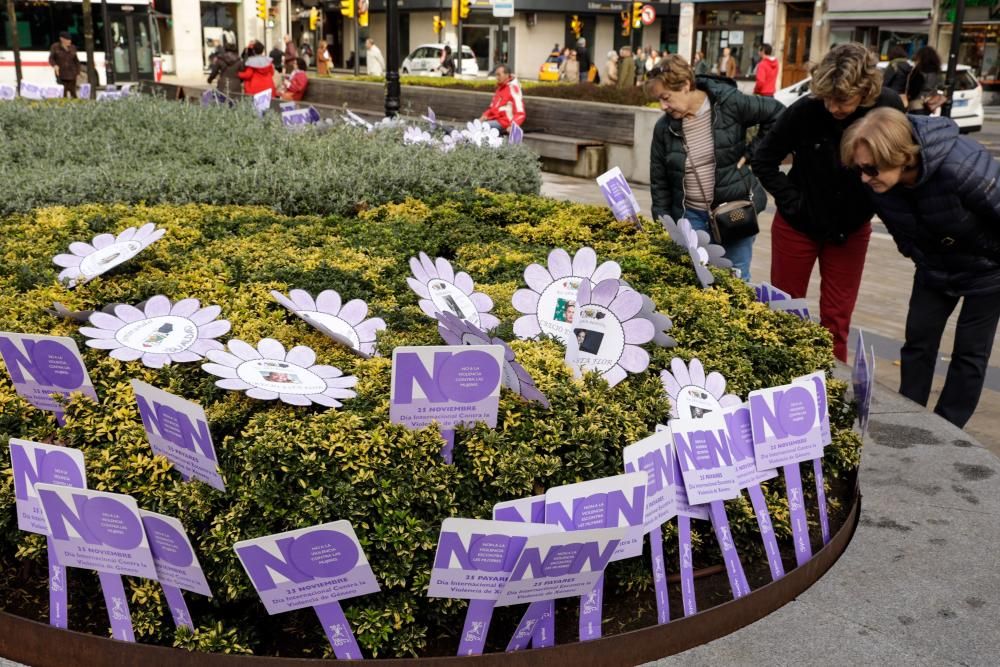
[646, 55, 784, 280]
[751, 43, 904, 362]
[841, 107, 1000, 428]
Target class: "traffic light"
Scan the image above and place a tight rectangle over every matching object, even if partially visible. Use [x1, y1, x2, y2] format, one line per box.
[433, 15, 445, 35]
[340, 0, 353, 18]
[256, 0, 266, 21]
[460, 0, 470, 19]
[309, 8, 318, 30]
[633, 2, 643, 29]
[570, 15, 582, 40]
[359, 5, 369, 26]
[451, 0, 459, 26]
[620, 10, 631, 37]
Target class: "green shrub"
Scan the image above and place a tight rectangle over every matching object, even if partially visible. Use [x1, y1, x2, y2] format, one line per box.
[338, 75, 652, 107]
[0, 97, 540, 218]
[0, 195, 859, 657]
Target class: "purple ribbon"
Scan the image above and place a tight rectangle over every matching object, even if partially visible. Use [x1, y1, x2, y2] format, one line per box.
[161, 584, 193, 631]
[814, 458, 830, 545]
[47, 538, 67, 629]
[457, 599, 495, 656]
[709, 501, 750, 599]
[784, 462, 813, 567]
[440, 429, 455, 464]
[649, 525, 669, 624]
[314, 601, 363, 660]
[746, 485, 785, 581]
[678, 516, 696, 616]
[578, 574, 603, 641]
[97, 572, 135, 642]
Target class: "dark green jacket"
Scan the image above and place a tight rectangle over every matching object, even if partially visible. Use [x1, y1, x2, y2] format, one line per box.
[650, 76, 785, 222]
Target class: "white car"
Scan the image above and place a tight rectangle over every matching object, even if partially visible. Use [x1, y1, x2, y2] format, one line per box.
[401, 43, 479, 77]
[774, 63, 983, 133]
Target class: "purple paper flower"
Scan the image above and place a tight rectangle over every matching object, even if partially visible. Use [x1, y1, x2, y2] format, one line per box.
[406, 251, 499, 330]
[202, 338, 356, 408]
[564, 278, 654, 388]
[658, 215, 733, 288]
[512, 247, 622, 345]
[270, 289, 385, 357]
[618, 285, 677, 348]
[660, 357, 742, 420]
[403, 125, 435, 146]
[461, 119, 504, 148]
[436, 311, 550, 408]
[53, 223, 165, 287]
[80, 295, 229, 369]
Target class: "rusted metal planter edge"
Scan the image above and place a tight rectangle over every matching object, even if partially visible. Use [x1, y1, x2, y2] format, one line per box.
[0, 490, 860, 667]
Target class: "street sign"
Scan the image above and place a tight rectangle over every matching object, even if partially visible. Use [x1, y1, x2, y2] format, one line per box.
[640, 4, 656, 25]
[493, 0, 514, 18]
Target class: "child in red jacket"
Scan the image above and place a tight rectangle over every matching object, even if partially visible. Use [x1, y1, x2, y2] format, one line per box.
[238, 41, 276, 96]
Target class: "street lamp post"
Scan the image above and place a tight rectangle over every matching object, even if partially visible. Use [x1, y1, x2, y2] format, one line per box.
[942, 0, 966, 119]
[385, 0, 401, 116]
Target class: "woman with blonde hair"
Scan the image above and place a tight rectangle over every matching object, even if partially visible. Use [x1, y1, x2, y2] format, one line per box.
[317, 40, 333, 76]
[841, 107, 1000, 428]
[752, 42, 905, 362]
[647, 55, 784, 279]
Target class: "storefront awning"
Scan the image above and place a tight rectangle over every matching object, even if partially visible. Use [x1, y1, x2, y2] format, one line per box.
[826, 10, 931, 22]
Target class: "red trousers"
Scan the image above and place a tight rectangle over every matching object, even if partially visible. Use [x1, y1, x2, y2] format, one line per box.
[770, 213, 872, 362]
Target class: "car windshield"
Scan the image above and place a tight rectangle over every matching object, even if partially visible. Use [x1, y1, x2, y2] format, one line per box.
[546, 55, 560, 63]
[955, 70, 978, 91]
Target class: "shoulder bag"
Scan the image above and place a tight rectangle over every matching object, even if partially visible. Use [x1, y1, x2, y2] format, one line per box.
[687, 154, 760, 245]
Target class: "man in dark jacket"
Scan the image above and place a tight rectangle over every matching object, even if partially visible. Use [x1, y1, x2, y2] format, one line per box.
[842, 109, 1000, 428]
[576, 38, 591, 83]
[751, 43, 904, 361]
[207, 43, 243, 97]
[48, 31, 80, 98]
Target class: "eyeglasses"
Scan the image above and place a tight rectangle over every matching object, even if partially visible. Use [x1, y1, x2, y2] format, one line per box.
[853, 163, 880, 178]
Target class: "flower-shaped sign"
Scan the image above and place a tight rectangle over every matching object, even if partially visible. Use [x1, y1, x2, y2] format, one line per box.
[461, 119, 504, 148]
[513, 247, 622, 346]
[637, 291, 677, 348]
[403, 125, 435, 146]
[660, 357, 742, 420]
[80, 296, 230, 369]
[202, 338, 356, 408]
[54, 223, 165, 288]
[406, 252, 499, 330]
[270, 289, 385, 358]
[564, 279, 654, 388]
[436, 311, 549, 407]
[658, 216, 732, 289]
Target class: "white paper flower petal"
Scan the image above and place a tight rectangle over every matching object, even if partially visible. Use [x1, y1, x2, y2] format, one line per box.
[118, 227, 138, 242]
[290, 289, 319, 312]
[143, 353, 171, 368]
[109, 347, 144, 362]
[314, 290, 342, 314]
[572, 247, 597, 278]
[435, 257, 455, 283]
[285, 345, 316, 368]
[53, 254, 82, 268]
[479, 314, 501, 330]
[204, 350, 243, 368]
[257, 338, 287, 360]
[324, 375, 358, 389]
[705, 372, 728, 400]
[513, 315, 542, 339]
[310, 365, 344, 379]
[523, 264, 554, 293]
[198, 320, 232, 338]
[406, 277, 431, 299]
[246, 387, 280, 400]
[229, 339, 263, 361]
[688, 358, 707, 388]
[547, 248, 574, 278]
[190, 339, 224, 355]
[453, 272, 475, 294]
[79, 326, 116, 339]
[91, 234, 116, 250]
[512, 289, 541, 314]
[591, 280, 619, 307]
[602, 365, 629, 388]
[670, 358, 692, 387]
[279, 393, 312, 406]
[310, 393, 343, 408]
[622, 318, 656, 344]
[619, 346, 651, 373]
[470, 292, 494, 313]
[592, 261, 623, 283]
[409, 256, 430, 282]
[190, 305, 223, 326]
[170, 299, 201, 318]
[144, 295, 171, 317]
[89, 312, 127, 330]
[418, 252, 437, 279]
[609, 290, 644, 321]
[169, 350, 202, 363]
[113, 304, 146, 323]
[203, 363, 240, 379]
[338, 299, 368, 326]
[660, 371, 682, 403]
[85, 339, 121, 350]
[354, 318, 385, 342]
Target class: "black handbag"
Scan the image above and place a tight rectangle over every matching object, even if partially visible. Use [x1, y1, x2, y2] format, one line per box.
[688, 157, 760, 245]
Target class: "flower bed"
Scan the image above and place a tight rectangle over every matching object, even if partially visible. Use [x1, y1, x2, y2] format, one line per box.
[0, 97, 540, 218]
[0, 194, 859, 658]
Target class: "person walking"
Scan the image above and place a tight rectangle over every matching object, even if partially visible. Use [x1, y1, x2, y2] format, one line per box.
[559, 50, 580, 83]
[753, 43, 778, 96]
[48, 31, 80, 98]
[841, 108, 1000, 428]
[605, 50, 620, 86]
[439, 45, 456, 77]
[751, 42, 905, 361]
[717, 47, 737, 78]
[282, 35, 298, 74]
[617, 46, 636, 89]
[647, 55, 784, 280]
[207, 42, 243, 97]
[238, 41, 276, 96]
[366, 38, 385, 76]
[882, 45, 913, 104]
[906, 46, 945, 116]
[576, 38, 591, 83]
[693, 51, 710, 76]
[317, 40, 333, 75]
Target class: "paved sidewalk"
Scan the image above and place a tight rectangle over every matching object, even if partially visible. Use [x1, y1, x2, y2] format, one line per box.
[541, 173, 1000, 459]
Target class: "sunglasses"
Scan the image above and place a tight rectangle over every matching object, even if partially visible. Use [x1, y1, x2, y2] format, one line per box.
[853, 163, 880, 178]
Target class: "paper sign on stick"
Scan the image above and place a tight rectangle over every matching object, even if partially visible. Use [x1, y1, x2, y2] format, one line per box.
[795, 371, 832, 544]
[234, 520, 379, 659]
[429, 518, 552, 655]
[37, 485, 157, 641]
[141, 511, 212, 631]
[131, 380, 224, 490]
[0, 333, 98, 421]
[9, 439, 87, 629]
[597, 167, 643, 229]
[389, 345, 504, 463]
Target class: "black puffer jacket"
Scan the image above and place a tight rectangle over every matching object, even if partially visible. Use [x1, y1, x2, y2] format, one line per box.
[751, 88, 904, 243]
[868, 115, 1000, 296]
[650, 76, 785, 222]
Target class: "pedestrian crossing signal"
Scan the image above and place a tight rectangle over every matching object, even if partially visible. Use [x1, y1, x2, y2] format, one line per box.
[309, 8, 318, 30]
[460, 0, 470, 19]
[632, 2, 643, 29]
[340, 0, 354, 18]
[570, 15, 583, 40]
[256, 0, 267, 21]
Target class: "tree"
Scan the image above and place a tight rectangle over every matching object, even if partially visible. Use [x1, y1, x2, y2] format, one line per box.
[5, 0, 23, 86]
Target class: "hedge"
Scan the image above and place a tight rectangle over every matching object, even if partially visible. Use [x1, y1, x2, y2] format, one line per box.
[0, 96, 541, 218]
[0, 195, 860, 658]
